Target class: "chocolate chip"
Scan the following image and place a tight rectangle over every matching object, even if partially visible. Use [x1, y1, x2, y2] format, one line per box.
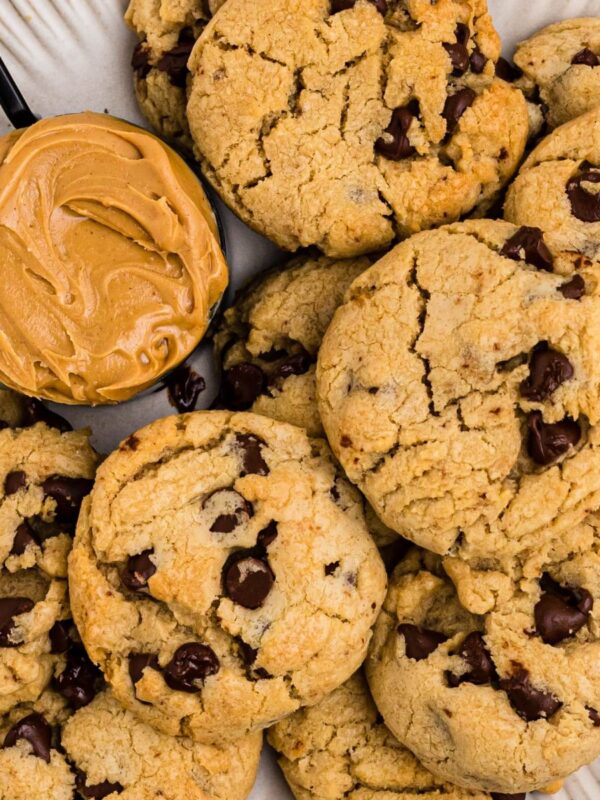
[398, 623, 448, 661]
[256, 520, 278, 548]
[132, 42, 151, 78]
[520, 345, 574, 402]
[0, 597, 34, 647]
[236, 638, 257, 666]
[49, 620, 73, 654]
[3, 712, 51, 762]
[559, 274, 586, 299]
[53, 646, 103, 708]
[163, 643, 220, 692]
[527, 411, 581, 465]
[443, 23, 470, 76]
[120, 550, 157, 591]
[269, 350, 313, 383]
[587, 706, 600, 726]
[128, 652, 161, 686]
[221, 363, 266, 410]
[442, 87, 476, 135]
[375, 102, 418, 160]
[572, 48, 599, 67]
[223, 551, 275, 609]
[165, 365, 206, 413]
[324, 561, 340, 576]
[499, 665, 562, 721]
[567, 170, 600, 222]
[331, 0, 387, 15]
[27, 516, 64, 542]
[447, 631, 497, 686]
[500, 226, 553, 271]
[491, 794, 526, 800]
[235, 433, 269, 476]
[4, 471, 27, 496]
[469, 47, 487, 74]
[42, 476, 93, 524]
[21, 398, 72, 433]
[534, 575, 593, 644]
[75, 770, 124, 799]
[495, 57, 522, 82]
[156, 27, 195, 87]
[203, 489, 253, 534]
[10, 521, 38, 556]
[121, 434, 139, 451]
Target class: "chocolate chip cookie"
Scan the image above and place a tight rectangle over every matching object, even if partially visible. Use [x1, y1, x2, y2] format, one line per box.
[505, 106, 600, 261]
[317, 219, 600, 585]
[513, 18, 600, 130]
[366, 546, 600, 794]
[187, 0, 528, 257]
[126, 0, 227, 152]
[0, 423, 97, 713]
[0, 684, 262, 800]
[269, 669, 495, 800]
[69, 411, 387, 743]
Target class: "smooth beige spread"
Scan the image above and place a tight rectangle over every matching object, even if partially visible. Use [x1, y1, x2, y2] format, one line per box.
[0, 112, 228, 404]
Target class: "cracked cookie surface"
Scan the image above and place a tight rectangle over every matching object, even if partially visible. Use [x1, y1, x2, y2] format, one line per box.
[126, 0, 227, 152]
[317, 219, 600, 585]
[269, 669, 492, 800]
[505, 107, 600, 262]
[187, 0, 528, 257]
[0, 685, 261, 800]
[513, 18, 600, 130]
[0, 423, 97, 714]
[69, 411, 386, 743]
[366, 546, 600, 794]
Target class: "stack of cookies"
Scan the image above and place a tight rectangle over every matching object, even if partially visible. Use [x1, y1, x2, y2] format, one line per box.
[3, 0, 600, 798]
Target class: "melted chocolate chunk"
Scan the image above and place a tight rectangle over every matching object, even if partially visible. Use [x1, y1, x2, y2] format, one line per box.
[235, 433, 269, 476]
[572, 48, 600, 67]
[166, 365, 206, 413]
[331, 0, 387, 15]
[75, 771, 124, 799]
[398, 623, 448, 661]
[223, 551, 275, 609]
[324, 561, 340, 576]
[203, 489, 253, 534]
[559, 274, 585, 300]
[132, 42, 151, 78]
[237, 638, 257, 666]
[520, 345, 574, 402]
[121, 550, 157, 592]
[4, 470, 27, 496]
[129, 653, 161, 686]
[567, 169, 600, 222]
[442, 88, 476, 135]
[256, 520, 278, 548]
[526, 411, 581, 466]
[269, 350, 313, 383]
[21, 398, 72, 433]
[221, 363, 266, 410]
[49, 620, 73, 654]
[587, 706, 600, 726]
[447, 631, 497, 687]
[42, 476, 93, 524]
[164, 643, 220, 692]
[27, 516, 64, 542]
[156, 27, 195, 87]
[375, 102, 418, 160]
[499, 666, 562, 721]
[53, 646, 103, 709]
[3, 712, 51, 762]
[0, 597, 34, 647]
[10, 521, 38, 556]
[469, 47, 487, 74]
[495, 57, 522, 82]
[443, 23, 470, 76]
[500, 226, 553, 271]
[534, 575, 593, 644]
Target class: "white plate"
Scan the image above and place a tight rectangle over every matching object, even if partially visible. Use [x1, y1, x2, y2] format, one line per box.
[1, 1, 600, 797]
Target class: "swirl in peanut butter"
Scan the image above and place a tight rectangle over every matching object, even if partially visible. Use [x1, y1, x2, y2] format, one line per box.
[0, 112, 228, 404]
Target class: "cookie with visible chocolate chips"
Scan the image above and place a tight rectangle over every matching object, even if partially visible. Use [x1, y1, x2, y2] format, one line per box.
[317, 219, 600, 592]
[366, 546, 600, 794]
[513, 18, 600, 130]
[269, 669, 494, 800]
[69, 411, 386, 743]
[505, 106, 600, 262]
[125, 0, 227, 152]
[187, 0, 528, 257]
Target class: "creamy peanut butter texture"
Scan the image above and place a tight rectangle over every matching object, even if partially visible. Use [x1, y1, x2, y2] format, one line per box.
[0, 111, 228, 404]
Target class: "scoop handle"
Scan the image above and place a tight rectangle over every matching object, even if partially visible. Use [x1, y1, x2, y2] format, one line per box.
[0, 55, 36, 128]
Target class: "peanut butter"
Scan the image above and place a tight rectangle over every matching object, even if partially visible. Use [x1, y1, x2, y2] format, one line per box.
[0, 112, 228, 404]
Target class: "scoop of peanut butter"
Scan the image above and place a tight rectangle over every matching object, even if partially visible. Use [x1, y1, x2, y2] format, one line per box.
[0, 112, 228, 404]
